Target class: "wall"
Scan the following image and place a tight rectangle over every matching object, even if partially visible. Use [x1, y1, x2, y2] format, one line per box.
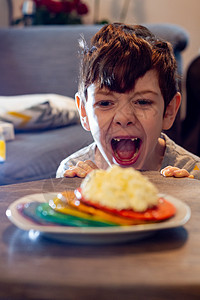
[0, 0, 10, 27]
[83, 0, 200, 74]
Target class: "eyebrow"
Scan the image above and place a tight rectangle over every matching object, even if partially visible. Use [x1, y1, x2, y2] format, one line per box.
[94, 90, 115, 98]
[94, 89, 160, 98]
[133, 90, 159, 97]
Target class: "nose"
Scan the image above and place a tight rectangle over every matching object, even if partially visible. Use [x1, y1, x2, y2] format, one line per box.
[114, 102, 136, 127]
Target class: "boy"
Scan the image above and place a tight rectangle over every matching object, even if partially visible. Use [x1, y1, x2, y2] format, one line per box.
[56, 23, 200, 179]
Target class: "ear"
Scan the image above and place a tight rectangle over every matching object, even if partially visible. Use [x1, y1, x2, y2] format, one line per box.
[162, 92, 181, 130]
[75, 93, 90, 131]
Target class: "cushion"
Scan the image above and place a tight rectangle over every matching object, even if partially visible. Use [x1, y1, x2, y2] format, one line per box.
[0, 94, 79, 131]
[0, 124, 94, 185]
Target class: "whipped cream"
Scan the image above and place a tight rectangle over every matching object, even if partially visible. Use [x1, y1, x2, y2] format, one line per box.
[81, 165, 159, 212]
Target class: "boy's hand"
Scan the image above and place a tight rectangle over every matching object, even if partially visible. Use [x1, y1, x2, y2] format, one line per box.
[160, 166, 194, 179]
[64, 160, 98, 178]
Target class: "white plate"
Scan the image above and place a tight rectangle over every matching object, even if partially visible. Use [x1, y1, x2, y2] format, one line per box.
[6, 192, 191, 244]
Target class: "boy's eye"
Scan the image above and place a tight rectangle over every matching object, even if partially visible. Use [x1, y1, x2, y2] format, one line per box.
[134, 99, 152, 106]
[96, 100, 113, 107]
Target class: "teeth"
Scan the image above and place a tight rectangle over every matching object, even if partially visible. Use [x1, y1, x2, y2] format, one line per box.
[113, 138, 138, 142]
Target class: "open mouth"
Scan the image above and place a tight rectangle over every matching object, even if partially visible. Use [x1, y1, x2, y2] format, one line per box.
[111, 137, 141, 165]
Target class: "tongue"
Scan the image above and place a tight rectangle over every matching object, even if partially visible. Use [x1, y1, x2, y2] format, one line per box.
[115, 139, 137, 160]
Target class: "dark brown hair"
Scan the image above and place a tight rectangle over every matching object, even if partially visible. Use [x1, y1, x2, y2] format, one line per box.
[78, 23, 178, 110]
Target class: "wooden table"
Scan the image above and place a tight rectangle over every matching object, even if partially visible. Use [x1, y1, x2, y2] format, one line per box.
[0, 172, 200, 300]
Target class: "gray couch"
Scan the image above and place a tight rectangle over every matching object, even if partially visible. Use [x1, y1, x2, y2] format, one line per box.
[0, 24, 189, 185]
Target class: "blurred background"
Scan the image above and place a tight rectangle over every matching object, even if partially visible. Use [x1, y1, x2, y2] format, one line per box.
[1, 0, 200, 76]
[0, 0, 199, 186]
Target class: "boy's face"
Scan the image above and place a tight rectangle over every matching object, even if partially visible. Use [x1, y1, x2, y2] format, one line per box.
[77, 69, 180, 170]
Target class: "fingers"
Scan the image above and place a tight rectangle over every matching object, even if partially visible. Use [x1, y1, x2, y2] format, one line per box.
[77, 160, 98, 172]
[84, 160, 98, 170]
[188, 174, 194, 179]
[173, 169, 190, 178]
[64, 160, 98, 178]
[64, 168, 86, 178]
[161, 166, 194, 178]
[160, 166, 179, 177]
